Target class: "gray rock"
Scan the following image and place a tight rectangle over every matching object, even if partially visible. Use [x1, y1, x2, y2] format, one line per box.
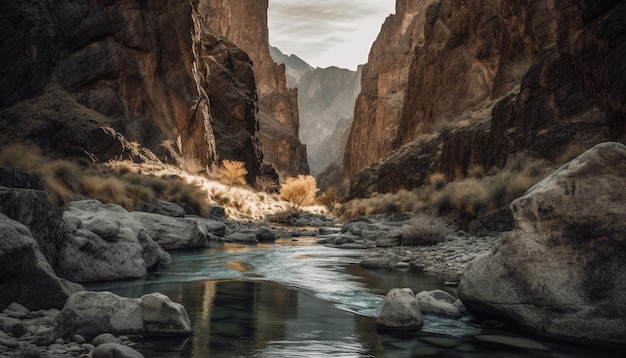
[58, 200, 169, 282]
[131, 212, 210, 249]
[55, 291, 192, 341]
[92, 333, 121, 346]
[0, 316, 28, 337]
[32, 327, 55, 346]
[92, 343, 145, 358]
[360, 252, 401, 269]
[416, 290, 463, 318]
[377, 288, 423, 331]
[188, 216, 227, 237]
[0, 336, 19, 348]
[224, 232, 258, 243]
[3, 303, 29, 319]
[255, 226, 277, 242]
[0, 186, 66, 269]
[135, 200, 186, 218]
[0, 214, 84, 310]
[72, 335, 86, 344]
[459, 142, 626, 345]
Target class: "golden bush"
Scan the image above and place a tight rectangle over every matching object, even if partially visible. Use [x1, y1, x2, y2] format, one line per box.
[280, 175, 318, 207]
[217, 160, 248, 189]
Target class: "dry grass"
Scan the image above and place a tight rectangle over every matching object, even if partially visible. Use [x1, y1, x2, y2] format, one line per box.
[401, 214, 449, 246]
[338, 156, 555, 221]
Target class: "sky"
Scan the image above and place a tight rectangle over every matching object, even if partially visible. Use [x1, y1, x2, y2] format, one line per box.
[268, 0, 397, 70]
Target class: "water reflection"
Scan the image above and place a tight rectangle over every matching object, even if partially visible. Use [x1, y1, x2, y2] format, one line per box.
[86, 242, 624, 358]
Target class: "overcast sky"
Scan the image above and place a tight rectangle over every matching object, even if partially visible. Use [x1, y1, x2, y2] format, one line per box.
[268, 0, 396, 70]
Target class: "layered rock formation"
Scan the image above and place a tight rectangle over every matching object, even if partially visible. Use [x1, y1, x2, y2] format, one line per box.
[199, 0, 308, 177]
[459, 142, 626, 345]
[0, 0, 303, 184]
[344, 0, 625, 197]
[0, 0, 218, 167]
[344, 0, 435, 179]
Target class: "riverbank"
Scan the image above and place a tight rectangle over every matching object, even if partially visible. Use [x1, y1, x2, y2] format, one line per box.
[367, 231, 501, 280]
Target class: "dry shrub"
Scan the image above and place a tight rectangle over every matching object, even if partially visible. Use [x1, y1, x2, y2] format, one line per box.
[401, 214, 448, 246]
[0, 144, 209, 215]
[428, 172, 447, 188]
[217, 160, 248, 189]
[317, 187, 341, 210]
[280, 175, 318, 208]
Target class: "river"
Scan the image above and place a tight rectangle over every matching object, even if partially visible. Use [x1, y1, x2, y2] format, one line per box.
[86, 237, 621, 357]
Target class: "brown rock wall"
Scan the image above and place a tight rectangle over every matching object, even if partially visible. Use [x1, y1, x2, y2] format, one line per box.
[346, 0, 624, 198]
[199, 0, 307, 177]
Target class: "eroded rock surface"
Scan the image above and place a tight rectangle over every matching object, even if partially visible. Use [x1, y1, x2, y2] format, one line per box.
[55, 291, 192, 341]
[0, 214, 83, 310]
[459, 142, 626, 345]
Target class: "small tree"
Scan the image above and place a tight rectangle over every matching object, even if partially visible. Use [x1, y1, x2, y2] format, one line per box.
[217, 160, 247, 190]
[280, 175, 318, 208]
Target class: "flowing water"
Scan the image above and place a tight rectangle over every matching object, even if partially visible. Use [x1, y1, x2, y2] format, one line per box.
[86, 237, 621, 357]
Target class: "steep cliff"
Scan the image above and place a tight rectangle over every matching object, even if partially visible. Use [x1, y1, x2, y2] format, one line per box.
[343, 0, 435, 179]
[297, 66, 361, 175]
[0, 0, 298, 184]
[346, 0, 625, 198]
[199, 0, 308, 177]
[1, 0, 218, 166]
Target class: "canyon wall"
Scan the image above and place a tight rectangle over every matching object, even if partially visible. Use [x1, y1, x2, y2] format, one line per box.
[345, 0, 625, 198]
[198, 0, 308, 177]
[0, 0, 302, 184]
[343, 0, 435, 179]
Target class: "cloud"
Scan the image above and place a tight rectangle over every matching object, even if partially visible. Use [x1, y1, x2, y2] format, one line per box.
[268, 0, 395, 70]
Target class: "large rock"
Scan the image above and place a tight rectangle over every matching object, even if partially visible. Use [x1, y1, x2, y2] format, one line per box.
[459, 142, 626, 345]
[93, 343, 145, 358]
[0, 214, 83, 310]
[376, 288, 423, 331]
[0, 186, 67, 267]
[58, 200, 169, 282]
[130, 212, 212, 250]
[55, 291, 192, 341]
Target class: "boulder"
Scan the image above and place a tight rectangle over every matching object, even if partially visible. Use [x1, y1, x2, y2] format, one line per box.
[92, 343, 145, 358]
[134, 200, 186, 218]
[55, 291, 192, 341]
[0, 186, 67, 267]
[0, 214, 83, 310]
[58, 200, 169, 282]
[377, 288, 423, 331]
[459, 142, 626, 345]
[130, 212, 210, 249]
[360, 253, 401, 269]
[415, 290, 464, 318]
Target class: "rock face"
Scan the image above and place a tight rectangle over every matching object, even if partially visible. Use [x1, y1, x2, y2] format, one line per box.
[0, 0, 301, 184]
[0, 213, 83, 310]
[269, 46, 314, 88]
[459, 142, 626, 345]
[55, 291, 192, 341]
[0, 0, 218, 166]
[344, 0, 435, 179]
[344, 0, 625, 197]
[199, 0, 308, 177]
